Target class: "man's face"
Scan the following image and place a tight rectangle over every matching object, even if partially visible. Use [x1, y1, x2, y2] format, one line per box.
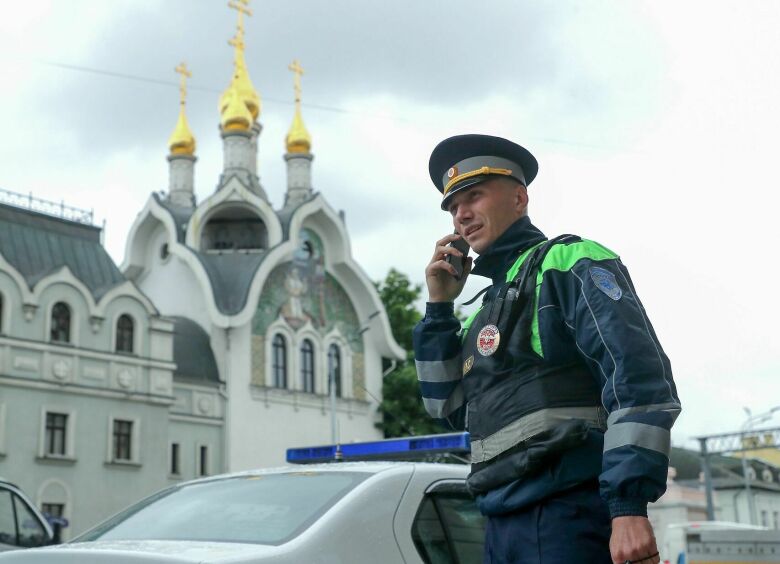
[446, 177, 527, 254]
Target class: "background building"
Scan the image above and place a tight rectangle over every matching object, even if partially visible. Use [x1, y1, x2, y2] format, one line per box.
[0, 2, 403, 536]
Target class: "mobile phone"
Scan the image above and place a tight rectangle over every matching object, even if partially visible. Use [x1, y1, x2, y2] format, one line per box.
[445, 232, 470, 280]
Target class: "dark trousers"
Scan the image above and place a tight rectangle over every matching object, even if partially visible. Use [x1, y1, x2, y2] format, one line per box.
[483, 482, 612, 564]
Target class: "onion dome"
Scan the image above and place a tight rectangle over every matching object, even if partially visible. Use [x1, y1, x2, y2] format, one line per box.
[168, 105, 196, 155]
[168, 63, 196, 156]
[286, 109, 311, 154]
[220, 86, 252, 132]
[285, 59, 311, 154]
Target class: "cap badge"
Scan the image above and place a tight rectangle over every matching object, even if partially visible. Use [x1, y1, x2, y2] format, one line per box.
[476, 324, 500, 356]
[589, 266, 622, 301]
[447, 166, 458, 179]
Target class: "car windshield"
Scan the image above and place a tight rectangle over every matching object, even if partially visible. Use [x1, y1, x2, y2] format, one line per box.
[76, 471, 369, 546]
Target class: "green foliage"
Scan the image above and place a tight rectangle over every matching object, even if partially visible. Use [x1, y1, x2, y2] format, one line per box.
[377, 362, 443, 437]
[375, 268, 422, 351]
[374, 268, 442, 437]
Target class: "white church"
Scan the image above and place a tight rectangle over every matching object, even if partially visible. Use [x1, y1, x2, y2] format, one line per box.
[0, 1, 404, 536]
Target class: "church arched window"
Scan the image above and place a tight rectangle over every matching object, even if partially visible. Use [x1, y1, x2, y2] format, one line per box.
[328, 344, 342, 398]
[300, 339, 315, 393]
[272, 334, 287, 388]
[50, 302, 71, 343]
[116, 314, 135, 354]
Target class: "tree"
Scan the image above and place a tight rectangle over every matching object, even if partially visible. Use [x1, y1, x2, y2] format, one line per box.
[375, 268, 442, 437]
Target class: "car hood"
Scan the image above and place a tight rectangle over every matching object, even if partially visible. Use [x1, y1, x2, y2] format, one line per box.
[0, 540, 280, 563]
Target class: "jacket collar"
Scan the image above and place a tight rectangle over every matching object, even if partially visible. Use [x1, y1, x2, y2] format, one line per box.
[471, 216, 546, 283]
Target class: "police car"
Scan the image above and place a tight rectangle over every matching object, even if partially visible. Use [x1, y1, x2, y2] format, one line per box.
[0, 478, 55, 552]
[0, 433, 485, 563]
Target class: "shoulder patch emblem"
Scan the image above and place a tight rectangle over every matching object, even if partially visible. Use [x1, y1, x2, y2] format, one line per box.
[476, 324, 500, 356]
[589, 266, 622, 301]
[463, 355, 474, 376]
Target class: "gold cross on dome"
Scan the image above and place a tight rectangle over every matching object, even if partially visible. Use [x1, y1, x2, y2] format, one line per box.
[288, 59, 304, 103]
[228, 0, 252, 35]
[174, 62, 192, 105]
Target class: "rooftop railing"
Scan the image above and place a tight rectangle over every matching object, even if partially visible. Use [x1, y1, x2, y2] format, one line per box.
[0, 188, 94, 225]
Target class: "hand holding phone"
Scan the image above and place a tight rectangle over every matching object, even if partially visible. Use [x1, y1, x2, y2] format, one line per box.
[445, 232, 470, 280]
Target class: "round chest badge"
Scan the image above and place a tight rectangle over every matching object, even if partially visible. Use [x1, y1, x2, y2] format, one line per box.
[476, 324, 500, 356]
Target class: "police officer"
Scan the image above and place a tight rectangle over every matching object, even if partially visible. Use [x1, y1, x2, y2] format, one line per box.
[413, 134, 681, 564]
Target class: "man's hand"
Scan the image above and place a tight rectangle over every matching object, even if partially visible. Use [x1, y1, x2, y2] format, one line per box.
[610, 516, 660, 564]
[425, 233, 472, 302]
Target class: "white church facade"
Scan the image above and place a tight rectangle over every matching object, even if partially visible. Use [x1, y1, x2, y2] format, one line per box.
[0, 1, 404, 536]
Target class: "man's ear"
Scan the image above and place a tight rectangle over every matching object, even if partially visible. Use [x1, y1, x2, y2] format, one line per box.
[514, 184, 529, 213]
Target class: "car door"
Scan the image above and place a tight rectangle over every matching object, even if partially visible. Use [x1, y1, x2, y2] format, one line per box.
[395, 472, 486, 564]
[0, 485, 52, 551]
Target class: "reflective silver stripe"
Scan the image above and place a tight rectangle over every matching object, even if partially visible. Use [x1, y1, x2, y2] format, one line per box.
[607, 402, 682, 426]
[470, 406, 604, 463]
[415, 357, 462, 383]
[603, 422, 671, 456]
[422, 384, 465, 419]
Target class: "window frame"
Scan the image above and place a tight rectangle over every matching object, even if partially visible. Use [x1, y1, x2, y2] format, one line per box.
[170, 442, 181, 477]
[300, 339, 315, 394]
[196, 443, 210, 477]
[272, 334, 288, 389]
[106, 416, 140, 465]
[327, 344, 342, 398]
[37, 407, 76, 461]
[115, 314, 135, 354]
[411, 481, 485, 564]
[49, 301, 72, 344]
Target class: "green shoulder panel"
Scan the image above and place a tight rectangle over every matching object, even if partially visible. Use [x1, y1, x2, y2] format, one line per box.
[460, 239, 619, 350]
[530, 239, 620, 357]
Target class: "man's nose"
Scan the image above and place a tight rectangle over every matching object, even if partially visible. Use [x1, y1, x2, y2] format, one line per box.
[454, 203, 472, 224]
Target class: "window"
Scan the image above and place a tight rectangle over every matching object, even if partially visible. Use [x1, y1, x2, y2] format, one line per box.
[116, 314, 134, 354]
[45, 412, 68, 456]
[0, 293, 4, 333]
[774, 511, 779, 530]
[113, 420, 133, 461]
[0, 490, 48, 548]
[328, 344, 342, 398]
[77, 472, 370, 545]
[272, 334, 287, 388]
[412, 491, 486, 564]
[170, 443, 180, 476]
[14, 495, 47, 547]
[50, 302, 71, 343]
[300, 339, 315, 393]
[41, 502, 65, 520]
[199, 445, 209, 477]
[762, 510, 769, 528]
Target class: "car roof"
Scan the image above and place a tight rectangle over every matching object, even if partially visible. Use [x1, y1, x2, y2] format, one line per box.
[176, 461, 469, 488]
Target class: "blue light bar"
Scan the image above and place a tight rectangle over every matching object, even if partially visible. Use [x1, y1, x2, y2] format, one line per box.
[286, 432, 470, 464]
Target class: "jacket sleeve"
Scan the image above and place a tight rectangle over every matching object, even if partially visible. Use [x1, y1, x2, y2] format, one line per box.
[412, 302, 467, 431]
[549, 254, 681, 518]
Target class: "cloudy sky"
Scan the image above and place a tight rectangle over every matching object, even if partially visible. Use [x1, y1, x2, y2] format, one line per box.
[2, 1, 780, 449]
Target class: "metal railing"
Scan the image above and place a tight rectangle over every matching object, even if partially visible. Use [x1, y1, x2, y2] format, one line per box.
[0, 188, 94, 225]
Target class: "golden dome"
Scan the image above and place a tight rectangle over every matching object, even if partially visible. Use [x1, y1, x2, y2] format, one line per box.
[219, 49, 261, 121]
[285, 59, 311, 154]
[219, 1, 261, 124]
[220, 86, 252, 132]
[286, 108, 311, 153]
[168, 62, 196, 156]
[168, 105, 196, 155]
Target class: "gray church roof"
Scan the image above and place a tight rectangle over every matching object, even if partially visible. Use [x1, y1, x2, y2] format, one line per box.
[0, 202, 125, 299]
[154, 194, 193, 243]
[170, 316, 221, 386]
[197, 252, 267, 315]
